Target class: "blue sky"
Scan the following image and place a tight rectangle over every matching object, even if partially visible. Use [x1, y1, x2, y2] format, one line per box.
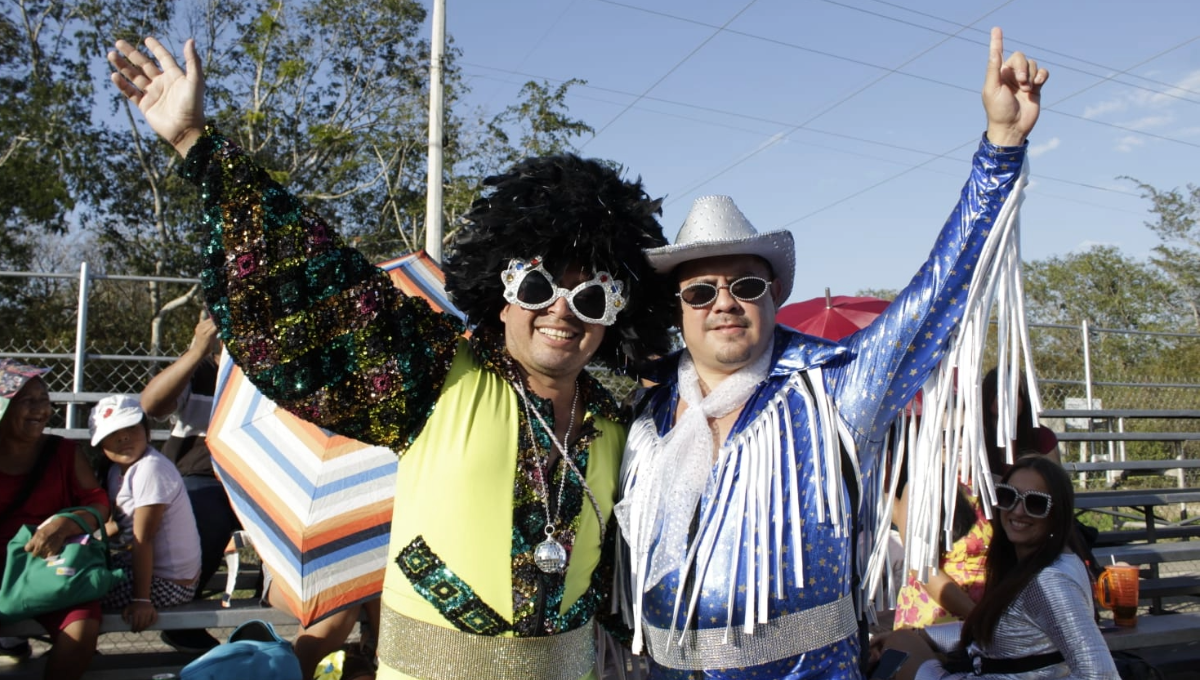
[445, 0, 1200, 305]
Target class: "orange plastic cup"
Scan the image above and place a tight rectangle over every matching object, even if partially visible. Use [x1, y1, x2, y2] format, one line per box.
[1097, 564, 1140, 627]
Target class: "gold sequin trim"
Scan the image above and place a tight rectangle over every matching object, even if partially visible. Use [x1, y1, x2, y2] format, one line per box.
[379, 607, 595, 680]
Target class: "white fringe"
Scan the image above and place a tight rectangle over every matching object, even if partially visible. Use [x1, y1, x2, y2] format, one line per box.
[864, 158, 1041, 602]
[620, 370, 854, 652]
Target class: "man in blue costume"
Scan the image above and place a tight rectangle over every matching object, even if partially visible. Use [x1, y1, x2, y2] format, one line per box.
[615, 28, 1048, 680]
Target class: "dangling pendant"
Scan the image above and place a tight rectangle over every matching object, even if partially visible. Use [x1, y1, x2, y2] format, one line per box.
[534, 527, 567, 574]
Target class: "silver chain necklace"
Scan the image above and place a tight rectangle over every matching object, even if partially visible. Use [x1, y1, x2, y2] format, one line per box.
[516, 381, 603, 574]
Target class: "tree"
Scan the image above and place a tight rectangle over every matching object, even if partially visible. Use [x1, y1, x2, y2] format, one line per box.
[1125, 176, 1200, 331]
[0, 0, 118, 270]
[1021, 245, 1185, 405]
[1, 0, 603, 358]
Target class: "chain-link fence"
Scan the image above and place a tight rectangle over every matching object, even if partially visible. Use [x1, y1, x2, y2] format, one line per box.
[4, 267, 1200, 665]
[4, 267, 1200, 418]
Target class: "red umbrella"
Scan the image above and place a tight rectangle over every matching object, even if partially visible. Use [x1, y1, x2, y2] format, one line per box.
[779, 288, 921, 416]
[778, 288, 890, 341]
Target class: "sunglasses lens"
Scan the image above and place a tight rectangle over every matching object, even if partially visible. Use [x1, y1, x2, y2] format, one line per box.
[516, 272, 555, 307]
[995, 485, 1017, 510]
[1024, 493, 1051, 517]
[730, 277, 768, 300]
[679, 283, 717, 307]
[571, 285, 607, 321]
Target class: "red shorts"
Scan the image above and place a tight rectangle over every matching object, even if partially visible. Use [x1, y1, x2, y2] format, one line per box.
[35, 599, 101, 634]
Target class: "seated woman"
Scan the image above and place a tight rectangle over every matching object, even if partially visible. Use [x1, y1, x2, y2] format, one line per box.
[871, 456, 1118, 680]
[90, 395, 202, 633]
[0, 360, 110, 680]
[892, 479, 991, 628]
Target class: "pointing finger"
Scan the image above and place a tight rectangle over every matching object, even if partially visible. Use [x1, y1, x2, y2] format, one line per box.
[984, 26, 1003, 91]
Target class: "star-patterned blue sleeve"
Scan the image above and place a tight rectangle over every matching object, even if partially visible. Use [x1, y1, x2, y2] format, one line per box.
[825, 134, 1027, 447]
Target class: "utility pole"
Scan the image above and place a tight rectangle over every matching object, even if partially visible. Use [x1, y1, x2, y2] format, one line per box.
[424, 0, 446, 263]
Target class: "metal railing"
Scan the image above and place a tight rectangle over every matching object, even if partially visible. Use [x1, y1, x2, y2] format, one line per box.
[4, 265, 1200, 421]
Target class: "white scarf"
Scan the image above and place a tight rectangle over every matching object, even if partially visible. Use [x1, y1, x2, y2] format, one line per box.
[615, 338, 774, 593]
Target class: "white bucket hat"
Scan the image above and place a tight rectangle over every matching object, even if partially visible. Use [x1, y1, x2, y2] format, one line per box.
[89, 394, 145, 446]
[644, 195, 795, 303]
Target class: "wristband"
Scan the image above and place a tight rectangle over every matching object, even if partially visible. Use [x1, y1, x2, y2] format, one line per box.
[132, 598, 152, 604]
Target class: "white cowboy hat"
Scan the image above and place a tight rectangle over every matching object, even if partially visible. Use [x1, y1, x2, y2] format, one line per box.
[644, 195, 795, 303]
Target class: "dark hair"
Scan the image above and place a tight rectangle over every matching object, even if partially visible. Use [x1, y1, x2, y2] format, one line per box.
[981, 368, 1039, 473]
[960, 455, 1080, 646]
[443, 154, 676, 372]
[893, 433, 978, 546]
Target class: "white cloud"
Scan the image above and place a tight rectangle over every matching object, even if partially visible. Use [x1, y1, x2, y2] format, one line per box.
[1028, 137, 1060, 158]
[1115, 136, 1144, 153]
[1083, 99, 1127, 119]
[1118, 114, 1173, 131]
[1082, 69, 1200, 120]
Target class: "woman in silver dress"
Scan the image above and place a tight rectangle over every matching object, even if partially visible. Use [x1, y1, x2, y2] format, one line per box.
[871, 455, 1119, 680]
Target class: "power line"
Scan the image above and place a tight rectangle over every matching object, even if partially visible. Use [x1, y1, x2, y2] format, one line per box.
[854, 0, 1200, 99]
[658, 0, 1018, 204]
[464, 67, 1147, 206]
[822, 0, 1200, 105]
[580, 0, 759, 150]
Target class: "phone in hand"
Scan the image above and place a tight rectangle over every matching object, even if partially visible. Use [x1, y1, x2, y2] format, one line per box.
[870, 648, 910, 680]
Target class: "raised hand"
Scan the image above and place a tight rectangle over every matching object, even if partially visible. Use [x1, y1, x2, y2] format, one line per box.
[108, 37, 206, 157]
[982, 27, 1049, 147]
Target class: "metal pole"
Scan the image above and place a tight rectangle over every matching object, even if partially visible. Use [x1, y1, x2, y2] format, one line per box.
[1081, 319, 1093, 469]
[69, 262, 91, 429]
[423, 0, 446, 263]
[1082, 319, 1093, 409]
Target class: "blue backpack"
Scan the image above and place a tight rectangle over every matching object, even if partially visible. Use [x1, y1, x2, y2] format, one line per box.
[180, 620, 302, 680]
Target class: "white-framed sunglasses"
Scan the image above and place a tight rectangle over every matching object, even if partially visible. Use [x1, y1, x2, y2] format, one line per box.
[677, 276, 772, 308]
[994, 483, 1054, 518]
[501, 257, 628, 326]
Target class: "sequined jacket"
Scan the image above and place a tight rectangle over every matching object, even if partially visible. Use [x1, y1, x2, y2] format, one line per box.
[623, 136, 1027, 680]
[182, 129, 626, 662]
[916, 554, 1119, 680]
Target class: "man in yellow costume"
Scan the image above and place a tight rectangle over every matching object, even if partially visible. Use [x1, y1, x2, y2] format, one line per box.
[107, 37, 676, 680]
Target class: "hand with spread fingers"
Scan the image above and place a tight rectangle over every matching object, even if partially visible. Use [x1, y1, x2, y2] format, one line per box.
[982, 27, 1049, 147]
[108, 37, 207, 158]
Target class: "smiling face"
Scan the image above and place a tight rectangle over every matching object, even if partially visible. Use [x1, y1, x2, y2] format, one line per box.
[500, 260, 607, 387]
[999, 467, 1053, 560]
[100, 421, 149, 472]
[676, 255, 781, 384]
[0, 378, 52, 445]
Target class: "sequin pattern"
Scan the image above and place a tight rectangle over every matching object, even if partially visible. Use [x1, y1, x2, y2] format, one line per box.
[184, 125, 631, 642]
[634, 136, 1027, 680]
[182, 125, 462, 453]
[471, 326, 620, 636]
[396, 536, 511, 636]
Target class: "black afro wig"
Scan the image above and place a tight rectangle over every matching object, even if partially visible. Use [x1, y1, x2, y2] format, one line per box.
[444, 154, 676, 372]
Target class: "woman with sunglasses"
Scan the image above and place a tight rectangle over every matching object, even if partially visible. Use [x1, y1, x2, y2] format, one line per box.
[870, 455, 1118, 680]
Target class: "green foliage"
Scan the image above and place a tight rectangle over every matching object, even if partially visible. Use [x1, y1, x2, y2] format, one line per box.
[1124, 176, 1200, 332]
[487, 78, 594, 162]
[853, 287, 898, 301]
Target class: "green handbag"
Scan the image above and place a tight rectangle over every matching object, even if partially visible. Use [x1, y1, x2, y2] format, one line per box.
[0, 506, 124, 624]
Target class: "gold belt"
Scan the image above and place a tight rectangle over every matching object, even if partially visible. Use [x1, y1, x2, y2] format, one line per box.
[379, 607, 595, 680]
[644, 594, 858, 670]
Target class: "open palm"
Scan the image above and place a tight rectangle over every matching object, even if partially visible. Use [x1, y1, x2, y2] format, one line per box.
[108, 38, 206, 155]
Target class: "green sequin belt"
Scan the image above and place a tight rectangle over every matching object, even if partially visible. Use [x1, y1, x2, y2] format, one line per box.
[379, 607, 596, 680]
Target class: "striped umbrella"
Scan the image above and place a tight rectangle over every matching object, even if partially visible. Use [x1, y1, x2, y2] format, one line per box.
[207, 251, 463, 627]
